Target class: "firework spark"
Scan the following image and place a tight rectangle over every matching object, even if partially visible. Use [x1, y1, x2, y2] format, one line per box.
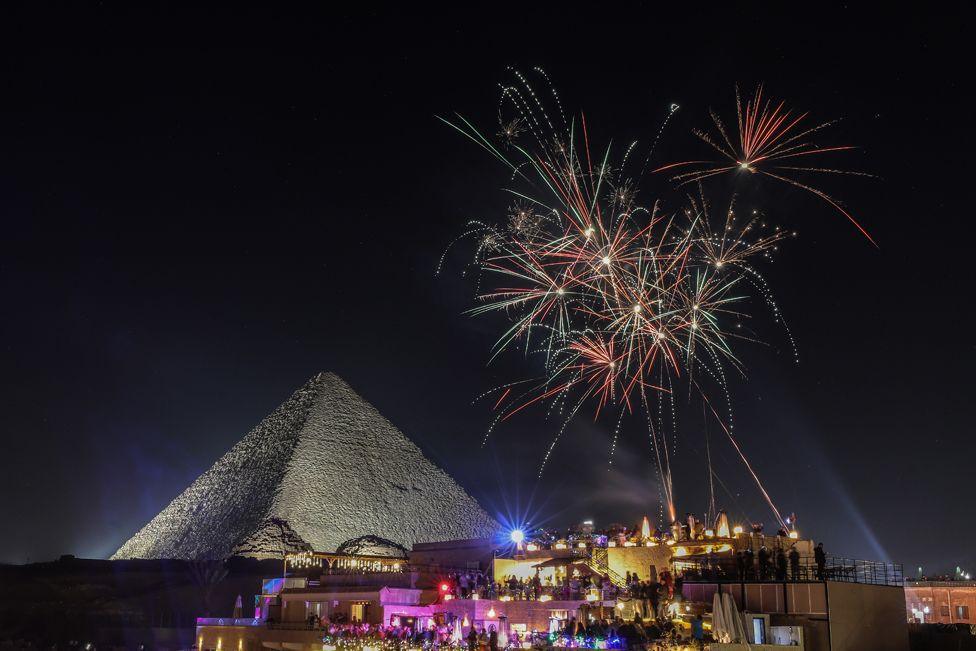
[441, 70, 867, 529]
[655, 85, 875, 245]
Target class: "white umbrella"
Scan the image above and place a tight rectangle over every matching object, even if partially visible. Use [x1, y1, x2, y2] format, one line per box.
[722, 593, 747, 643]
[233, 594, 243, 619]
[452, 618, 462, 643]
[711, 592, 729, 643]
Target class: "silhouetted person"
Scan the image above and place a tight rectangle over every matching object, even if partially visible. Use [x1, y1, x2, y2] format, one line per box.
[467, 627, 478, 651]
[691, 614, 705, 650]
[565, 616, 578, 636]
[776, 548, 787, 581]
[488, 626, 498, 651]
[815, 543, 826, 580]
[789, 545, 800, 581]
[735, 551, 746, 581]
[648, 580, 660, 620]
[744, 548, 755, 580]
[758, 545, 770, 580]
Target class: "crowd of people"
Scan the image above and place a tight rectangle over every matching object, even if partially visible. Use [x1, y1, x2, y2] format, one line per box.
[293, 535, 829, 650]
[444, 570, 622, 602]
[320, 621, 431, 643]
[441, 542, 828, 608]
[622, 570, 681, 622]
[548, 614, 685, 650]
[308, 621, 521, 651]
[304, 604, 692, 650]
[679, 541, 828, 583]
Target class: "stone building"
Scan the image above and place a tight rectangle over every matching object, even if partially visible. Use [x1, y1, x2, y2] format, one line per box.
[197, 526, 909, 651]
[904, 580, 975, 624]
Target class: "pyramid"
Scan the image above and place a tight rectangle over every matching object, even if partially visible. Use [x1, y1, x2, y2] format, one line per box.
[112, 373, 499, 560]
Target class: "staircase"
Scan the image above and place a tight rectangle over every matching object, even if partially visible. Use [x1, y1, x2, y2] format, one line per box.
[584, 546, 629, 588]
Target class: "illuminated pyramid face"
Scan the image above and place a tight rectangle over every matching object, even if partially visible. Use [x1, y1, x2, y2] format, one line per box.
[112, 373, 498, 560]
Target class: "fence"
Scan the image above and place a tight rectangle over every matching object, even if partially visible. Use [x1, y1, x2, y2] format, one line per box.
[675, 554, 903, 587]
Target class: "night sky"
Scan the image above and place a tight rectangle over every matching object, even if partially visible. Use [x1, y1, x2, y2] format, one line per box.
[0, 6, 970, 575]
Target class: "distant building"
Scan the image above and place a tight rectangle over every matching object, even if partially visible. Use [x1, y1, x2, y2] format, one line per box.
[905, 580, 975, 624]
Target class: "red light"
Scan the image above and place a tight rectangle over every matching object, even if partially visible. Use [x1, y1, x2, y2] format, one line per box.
[440, 582, 450, 592]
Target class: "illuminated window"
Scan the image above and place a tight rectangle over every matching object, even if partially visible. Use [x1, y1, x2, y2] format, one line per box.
[350, 603, 366, 622]
[957, 605, 970, 620]
[751, 617, 766, 644]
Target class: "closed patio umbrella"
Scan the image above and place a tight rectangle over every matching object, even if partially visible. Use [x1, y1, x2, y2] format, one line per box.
[711, 592, 728, 643]
[722, 592, 747, 643]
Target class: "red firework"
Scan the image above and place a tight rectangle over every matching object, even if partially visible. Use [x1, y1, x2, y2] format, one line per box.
[655, 85, 875, 245]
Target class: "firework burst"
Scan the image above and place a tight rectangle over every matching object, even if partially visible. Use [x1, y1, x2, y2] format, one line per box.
[440, 70, 868, 528]
[655, 85, 875, 245]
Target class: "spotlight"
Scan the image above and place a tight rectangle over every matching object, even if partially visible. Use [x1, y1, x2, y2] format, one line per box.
[510, 529, 525, 544]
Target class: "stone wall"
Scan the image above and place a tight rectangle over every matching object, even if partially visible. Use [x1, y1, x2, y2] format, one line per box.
[607, 545, 673, 581]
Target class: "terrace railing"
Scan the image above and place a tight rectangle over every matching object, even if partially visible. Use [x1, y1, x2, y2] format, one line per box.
[583, 546, 629, 588]
[675, 554, 903, 587]
[824, 556, 904, 586]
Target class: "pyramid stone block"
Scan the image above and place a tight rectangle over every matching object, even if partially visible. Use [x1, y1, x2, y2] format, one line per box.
[112, 373, 498, 559]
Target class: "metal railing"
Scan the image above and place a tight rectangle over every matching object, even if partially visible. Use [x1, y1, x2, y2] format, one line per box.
[825, 557, 904, 586]
[675, 554, 903, 587]
[287, 561, 491, 578]
[584, 546, 629, 588]
[491, 583, 621, 601]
